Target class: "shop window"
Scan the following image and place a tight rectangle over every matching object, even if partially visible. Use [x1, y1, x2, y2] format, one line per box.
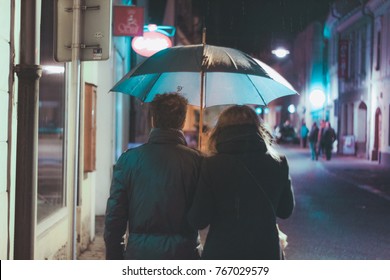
[38, 0, 66, 222]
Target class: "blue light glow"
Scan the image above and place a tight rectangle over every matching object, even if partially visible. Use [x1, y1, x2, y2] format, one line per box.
[144, 25, 176, 37]
[309, 89, 326, 109]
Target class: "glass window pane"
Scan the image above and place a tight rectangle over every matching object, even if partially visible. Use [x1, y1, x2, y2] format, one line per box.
[38, 0, 66, 222]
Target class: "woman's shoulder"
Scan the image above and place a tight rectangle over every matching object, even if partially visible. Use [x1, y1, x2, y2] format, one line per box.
[264, 151, 288, 166]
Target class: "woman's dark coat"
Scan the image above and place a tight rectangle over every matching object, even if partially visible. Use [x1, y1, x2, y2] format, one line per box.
[104, 128, 202, 260]
[188, 124, 295, 260]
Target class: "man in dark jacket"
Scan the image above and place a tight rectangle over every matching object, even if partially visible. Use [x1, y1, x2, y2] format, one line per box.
[308, 122, 319, 160]
[323, 121, 336, 160]
[104, 93, 202, 260]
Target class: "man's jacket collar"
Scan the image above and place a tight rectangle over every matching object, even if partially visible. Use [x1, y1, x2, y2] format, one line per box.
[148, 128, 187, 145]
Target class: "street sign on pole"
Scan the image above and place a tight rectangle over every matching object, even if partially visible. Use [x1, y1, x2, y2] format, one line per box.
[54, 0, 112, 62]
[113, 6, 144, 37]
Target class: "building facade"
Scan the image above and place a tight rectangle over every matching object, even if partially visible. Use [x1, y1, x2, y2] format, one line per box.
[323, 0, 390, 162]
[0, 0, 133, 259]
[290, 0, 390, 164]
[329, 4, 372, 158]
[368, 0, 390, 165]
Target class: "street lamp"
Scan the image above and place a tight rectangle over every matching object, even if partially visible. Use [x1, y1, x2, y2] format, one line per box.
[287, 104, 296, 114]
[309, 89, 326, 109]
[272, 47, 290, 58]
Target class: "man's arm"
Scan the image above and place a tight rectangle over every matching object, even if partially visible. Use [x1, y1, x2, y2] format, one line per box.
[104, 153, 129, 260]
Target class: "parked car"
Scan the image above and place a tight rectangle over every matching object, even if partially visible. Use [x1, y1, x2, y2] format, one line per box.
[274, 122, 300, 144]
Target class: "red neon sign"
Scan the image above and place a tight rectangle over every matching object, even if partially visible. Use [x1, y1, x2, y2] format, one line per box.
[338, 40, 349, 78]
[113, 6, 144, 37]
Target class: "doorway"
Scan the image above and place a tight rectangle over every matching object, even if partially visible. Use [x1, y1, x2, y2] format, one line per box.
[356, 102, 367, 156]
[372, 108, 382, 161]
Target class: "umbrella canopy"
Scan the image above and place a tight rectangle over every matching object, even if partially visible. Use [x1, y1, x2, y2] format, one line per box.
[110, 44, 298, 108]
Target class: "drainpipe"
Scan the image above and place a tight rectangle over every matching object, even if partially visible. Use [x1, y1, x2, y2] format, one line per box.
[361, 0, 374, 160]
[7, 0, 16, 260]
[14, 0, 42, 259]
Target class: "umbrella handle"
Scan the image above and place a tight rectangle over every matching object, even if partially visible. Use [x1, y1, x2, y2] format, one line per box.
[198, 109, 203, 151]
[198, 27, 206, 151]
[198, 69, 205, 151]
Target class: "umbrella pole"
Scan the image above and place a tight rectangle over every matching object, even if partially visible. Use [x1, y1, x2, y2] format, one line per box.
[198, 71, 204, 151]
[198, 28, 207, 151]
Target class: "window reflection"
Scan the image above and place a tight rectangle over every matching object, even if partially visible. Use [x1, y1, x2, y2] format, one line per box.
[38, 0, 66, 222]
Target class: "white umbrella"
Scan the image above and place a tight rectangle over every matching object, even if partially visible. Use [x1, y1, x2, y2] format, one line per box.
[111, 44, 298, 148]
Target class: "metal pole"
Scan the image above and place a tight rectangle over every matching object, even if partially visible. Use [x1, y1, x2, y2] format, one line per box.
[198, 28, 206, 151]
[129, 39, 136, 143]
[69, 0, 82, 260]
[14, 0, 41, 260]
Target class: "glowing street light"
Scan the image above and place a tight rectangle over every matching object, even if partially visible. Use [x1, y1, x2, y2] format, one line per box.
[287, 104, 296, 114]
[309, 89, 326, 109]
[272, 47, 290, 58]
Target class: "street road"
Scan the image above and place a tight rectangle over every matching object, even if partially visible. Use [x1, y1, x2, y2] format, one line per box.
[276, 145, 390, 260]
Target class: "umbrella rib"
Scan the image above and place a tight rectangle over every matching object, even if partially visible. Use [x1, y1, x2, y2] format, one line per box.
[245, 75, 267, 105]
[140, 73, 163, 101]
[222, 50, 238, 70]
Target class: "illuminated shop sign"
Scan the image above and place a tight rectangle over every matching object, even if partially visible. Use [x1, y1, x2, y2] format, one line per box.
[132, 24, 175, 57]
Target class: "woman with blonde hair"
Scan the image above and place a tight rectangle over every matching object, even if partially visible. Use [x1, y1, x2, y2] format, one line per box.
[188, 105, 295, 259]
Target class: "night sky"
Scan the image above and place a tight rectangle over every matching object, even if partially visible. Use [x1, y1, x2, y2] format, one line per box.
[194, 0, 335, 56]
[146, 0, 338, 58]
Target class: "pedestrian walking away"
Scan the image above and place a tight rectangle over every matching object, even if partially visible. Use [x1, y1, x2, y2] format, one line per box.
[104, 93, 203, 260]
[308, 122, 319, 160]
[317, 120, 326, 159]
[322, 121, 336, 160]
[300, 122, 309, 148]
[188, 105, 295, 260]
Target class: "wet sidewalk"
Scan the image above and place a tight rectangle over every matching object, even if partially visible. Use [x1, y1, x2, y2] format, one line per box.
[314, 151, 390, 201]
[78, 147, 390, 260]
[78, 215, 105, 260]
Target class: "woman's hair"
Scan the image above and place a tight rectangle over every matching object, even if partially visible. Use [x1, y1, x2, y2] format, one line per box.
[150, 93, 188, 129]
[208, 105, 281, 161]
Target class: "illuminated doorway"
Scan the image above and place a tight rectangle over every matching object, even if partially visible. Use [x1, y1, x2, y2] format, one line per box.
[372, 108, 382, 161]
[356, 102, 367, 156]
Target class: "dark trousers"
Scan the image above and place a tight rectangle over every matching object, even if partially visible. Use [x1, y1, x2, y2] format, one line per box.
[301, 137, 308, 148]
[325, 145, 332, 160]
[309, 142, 317, 160]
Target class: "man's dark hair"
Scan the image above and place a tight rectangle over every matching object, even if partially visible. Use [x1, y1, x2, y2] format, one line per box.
[150, 93, 188, 129]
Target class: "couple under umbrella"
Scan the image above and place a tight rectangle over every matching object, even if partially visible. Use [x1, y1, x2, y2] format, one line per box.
[105, 43, 296, 259]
